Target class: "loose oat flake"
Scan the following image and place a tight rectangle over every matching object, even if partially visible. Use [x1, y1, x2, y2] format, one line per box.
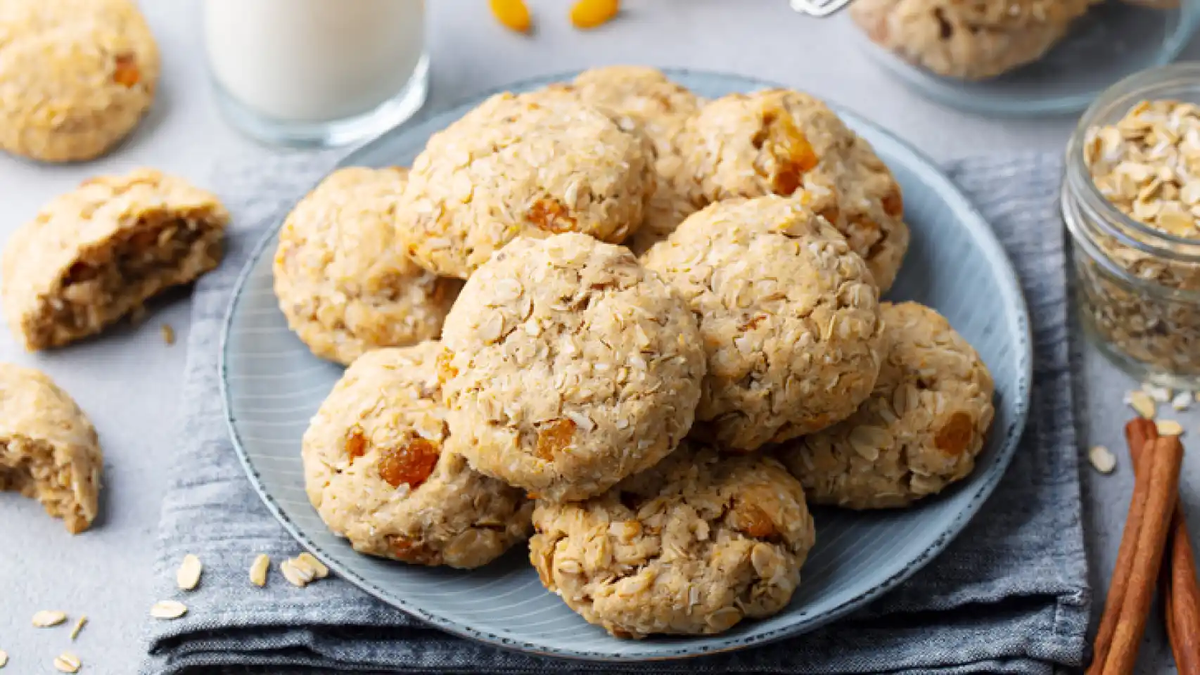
[295, 552, 329, 579]
[176, 554, 202, 590]
[280, 559, 311, 587]
[1157, 419, 1185, 436]
[249, 553, 270, 587]
[161, 323, 175, 345]
[1088, 445, 1117, 474]
[1173, 391, 1193, 411]
[1127, 390, 1157, 419]
[53, 652, 80, 674]
[69, 616, 86, 641]
[149, 600, 187, 619]
[32, 610, 67, 627]
[0, 650, 8, 668]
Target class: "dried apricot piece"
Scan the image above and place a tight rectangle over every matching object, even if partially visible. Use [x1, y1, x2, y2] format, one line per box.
[345, 426, 367, 462]
[527, 198, 578, 233]
[113, 53, 141, 87]
[760, 109, 819, 196]
[570, 0, 620, 30]
[378, 438, 440, 488]
[934, 411, 974, 455]
[882, 189, 904, 217]
[390, 535, 438, 564]
[490, 0, 532, 33]
[732, 501, 778, 540]
[535, 419, 576, 461]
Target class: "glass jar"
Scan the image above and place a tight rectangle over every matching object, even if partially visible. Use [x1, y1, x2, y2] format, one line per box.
[203, 0, 428, 147]
[1062, 63, 1200, 390]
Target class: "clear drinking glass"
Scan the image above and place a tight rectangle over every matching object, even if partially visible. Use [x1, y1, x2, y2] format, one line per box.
[203, 0, 429, 147]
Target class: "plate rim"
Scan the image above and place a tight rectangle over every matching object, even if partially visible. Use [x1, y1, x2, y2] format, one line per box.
[218, 68, 1034, 663]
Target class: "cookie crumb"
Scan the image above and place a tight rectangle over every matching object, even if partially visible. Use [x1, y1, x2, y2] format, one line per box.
[161, 323, 175, 345]
[69, 616, 87, 641]
[32, 610, 67, 627]
[52, 652, 80, 673]
[176, 554, 202, 590]
[1088, 445, 1117, 474]
[149, 600, 187, 619]
[249, 553, 270, 587]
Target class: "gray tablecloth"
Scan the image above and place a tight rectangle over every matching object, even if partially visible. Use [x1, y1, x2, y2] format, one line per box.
[141, 152, 1089, 675]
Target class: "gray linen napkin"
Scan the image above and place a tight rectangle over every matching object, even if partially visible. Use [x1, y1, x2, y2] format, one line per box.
[141, 152, 1088, 675]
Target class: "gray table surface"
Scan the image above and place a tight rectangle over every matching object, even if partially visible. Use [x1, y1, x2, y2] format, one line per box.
[1, 2, 1198, 673]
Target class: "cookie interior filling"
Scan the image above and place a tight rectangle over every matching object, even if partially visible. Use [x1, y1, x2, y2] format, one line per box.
[0, 436, 90, 533]
[41, 215, 223, 346]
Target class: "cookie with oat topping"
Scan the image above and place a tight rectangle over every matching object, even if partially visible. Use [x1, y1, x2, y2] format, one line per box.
[530, 441, 815, 638]
[303, 342, 532, 569]
[642, 196, 885, 451]
[850, 0, 1096, 81]
[0, 363, 102, 534]
[396, 91, 655, 279]
[439, 233, 706, 502]
[0, 0, 160, 162]
[674, 89, 908, 290]
[2, 169, 228, 351]
[775, 302, 995, 509]
[273, 166, 463, 365]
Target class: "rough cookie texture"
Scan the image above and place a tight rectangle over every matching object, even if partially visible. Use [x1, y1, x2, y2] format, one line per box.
[396, 91, 656, 278]
[273, 167, 463, 365]
[547, 67, 703, 255]
[675, 89, 909, 290]
[0, 0, 160, 162]
[0, 364, 102, 533]
[439, 233, 706, 502]
[530, 442, 815, 638]
[303, 342, 533, 568]
[850, 0, 1096, 81]
[642, 196, 884, 451]
[776, 302, 995, 509]
[2, 169, 228, 350]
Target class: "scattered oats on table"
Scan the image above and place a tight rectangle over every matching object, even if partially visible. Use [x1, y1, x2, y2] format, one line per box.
[1172, 391, 1192, 411]
[1088, 445, 1117, 474]
[69, 616, 87, 641]
[1157, 419, 1185, 436]
[160, 323, 175, 345]
[0, 649, 7, 667]
[176, 553, 202, 590]
[1126, 390, 1158, 419]
[149, 600, 187, 619]
[52, 651, 80, 674]
[31, 610, 67, 627]
[249, 553, 270, 586]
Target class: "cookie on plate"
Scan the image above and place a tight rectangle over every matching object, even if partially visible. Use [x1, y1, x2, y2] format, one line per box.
[850, 0, 1096, 81]
[775, 302, 995, 509]
[642, 195, 885, 451]
[547, 67, 703, 254]
[0, 0, 160, 162]
[396, 91, 655, 278]
[2, 169, 228, 350]
[303, 342, 533, 569]
[675, 89, 909, 290]
[0, 364, 102, 534]
[439, 233, 706, 501]
[530, 441, 816, 638]
[274, 166, 463, 365]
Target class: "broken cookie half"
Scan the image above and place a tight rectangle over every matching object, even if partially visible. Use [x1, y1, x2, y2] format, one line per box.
[0, 364, 102, 533]
[2, 169, 229, 350]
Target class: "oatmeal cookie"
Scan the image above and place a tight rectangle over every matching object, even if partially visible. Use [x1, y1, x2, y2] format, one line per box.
[439, 233, 706, 501]
[643, 196, 884, 451]
[0, 364, 101, 533]
[548, 67, 703, 255]
[776, 302, 995, 509]
[0, 0, 160, 162]
[850, 0, 1096, 81]
[303, 342, 532, 568]
[2, 169, 228, 350]
[396, 91, 655, 278]
[274, 167, 463, 365]
[675, 89, 909, 290]
[530, 442, 815, 638]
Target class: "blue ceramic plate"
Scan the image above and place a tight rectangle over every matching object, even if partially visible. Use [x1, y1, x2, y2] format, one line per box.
[221, 70, 1033, 661]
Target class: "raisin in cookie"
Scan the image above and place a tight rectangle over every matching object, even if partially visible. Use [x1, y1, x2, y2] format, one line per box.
[0, 364, 102, 534]
[303, 342, 532, 568]
[439, 233, 706, 501]
[642, 196, 884, 451]
[544, 67, 703, 255]
[2, 169, 228, 350]
[530, 442, 815, 638]
[850, 0, 1096, 81]
[396, 92, 655, 278]
[274, 167, 462, 365]
[675, 89, 908, 290]
[776, 302, 995, 509]
[0, 0, 159, 162]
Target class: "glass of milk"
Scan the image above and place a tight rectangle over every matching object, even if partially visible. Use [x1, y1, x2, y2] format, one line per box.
[204, 0, 428, 147]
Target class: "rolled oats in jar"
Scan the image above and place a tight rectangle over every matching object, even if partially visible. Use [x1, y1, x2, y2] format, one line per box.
[1063, 64, 1200, 389]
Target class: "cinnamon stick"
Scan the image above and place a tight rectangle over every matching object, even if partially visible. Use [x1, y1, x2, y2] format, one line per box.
[1101, 435, 1184, 675]
[1124, 419, 1200, 675]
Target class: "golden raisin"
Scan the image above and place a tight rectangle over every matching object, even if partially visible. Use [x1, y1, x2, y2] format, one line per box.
[378, 438, 440, 489]
[113, 52, 141, 87]
[527, 198, 578, 233]
[761, 110, 818, 196]
[570, 0, 620, 29]
[436, 349, 458, 384]
[345, 427, 367, 462]
[490, 0, 532, 33]
[535, 419, 576, 461]
[882, 189, 904, 217]
[935, 411, 974, 455]
[390, 536, 439, 565]
[733, 502, 778, 540]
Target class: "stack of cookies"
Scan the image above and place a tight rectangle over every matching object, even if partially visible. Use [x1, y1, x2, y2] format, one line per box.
[283, 66, 996, 639]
